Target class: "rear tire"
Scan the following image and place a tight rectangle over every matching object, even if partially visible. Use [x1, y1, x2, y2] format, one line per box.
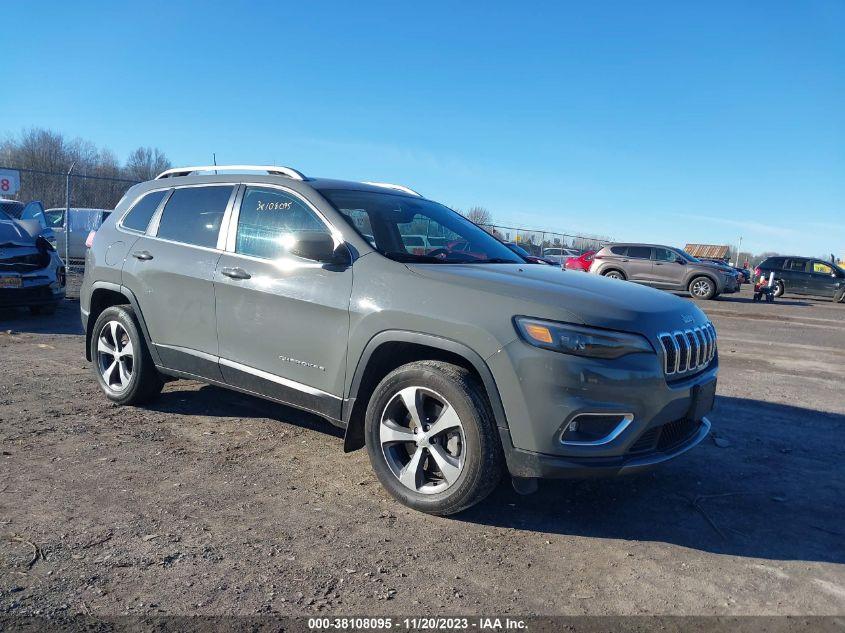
[689, 276, 716, 300]
[90, 305, 163, 405]
[365, 360, 504, 516]
[602, 269, 625, 280]
[774, 281, 785, 298]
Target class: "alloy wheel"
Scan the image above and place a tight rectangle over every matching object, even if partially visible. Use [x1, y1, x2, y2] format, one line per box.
[692, 279, 712, 297]
[380, 386, 466, 495]
[97, 320, 134, 392]
[605, 271, 623, 279]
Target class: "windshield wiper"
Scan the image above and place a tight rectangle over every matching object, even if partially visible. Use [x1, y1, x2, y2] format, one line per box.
[383, 251, 449, 263]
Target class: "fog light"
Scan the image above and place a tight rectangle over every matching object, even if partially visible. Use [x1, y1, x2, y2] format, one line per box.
[560, 413, 634, 446]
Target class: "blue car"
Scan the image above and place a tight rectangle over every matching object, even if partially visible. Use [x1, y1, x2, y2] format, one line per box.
[0, 210, 66, 315]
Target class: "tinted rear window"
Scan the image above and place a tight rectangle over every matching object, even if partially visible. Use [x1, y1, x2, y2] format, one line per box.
[628, 246, 652, 259]
[122, 190, 168, 233]
[156, 186, 233, 248]
[610, 246, 627, 256]
[762, 257, 785, 269]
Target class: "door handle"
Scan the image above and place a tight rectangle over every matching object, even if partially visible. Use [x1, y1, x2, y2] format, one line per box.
[131, 250, 153, 261]
[220, 267, 251, 280]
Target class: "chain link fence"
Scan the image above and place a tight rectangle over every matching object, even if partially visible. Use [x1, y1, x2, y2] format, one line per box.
[480, 224, 611, 256]
[0, 165, 138, 298]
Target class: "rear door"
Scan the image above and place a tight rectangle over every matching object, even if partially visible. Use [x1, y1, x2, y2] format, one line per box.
[782, 258, 811, 294]
[213, 184, 352, 419]
[625, 245, 654, 283]
[121, 184, 236, 380]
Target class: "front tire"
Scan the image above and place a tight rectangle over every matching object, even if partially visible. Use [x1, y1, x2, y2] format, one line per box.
[689, 276, 717, 300]
[90, 305, 163, 405]
[365, 361, 504, 516]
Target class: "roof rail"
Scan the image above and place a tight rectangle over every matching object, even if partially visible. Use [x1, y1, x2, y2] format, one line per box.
[155, 165, 307, 181]
[362, 181, 422, 197]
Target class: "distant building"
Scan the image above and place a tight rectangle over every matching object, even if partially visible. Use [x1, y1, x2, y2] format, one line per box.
[684, 244, 730, 262]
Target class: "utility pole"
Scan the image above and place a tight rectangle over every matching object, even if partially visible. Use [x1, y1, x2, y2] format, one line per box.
[65, 161, 76, 264]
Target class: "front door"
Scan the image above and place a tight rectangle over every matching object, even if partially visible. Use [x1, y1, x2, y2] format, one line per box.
[806, 261, 838, 297]
[121, 184, 236, 380]
[650, 247, 687, 288]
[213, 184, 352, 420]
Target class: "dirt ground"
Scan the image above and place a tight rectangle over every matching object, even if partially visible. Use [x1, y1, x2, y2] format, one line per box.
[1, 284, 843, 617]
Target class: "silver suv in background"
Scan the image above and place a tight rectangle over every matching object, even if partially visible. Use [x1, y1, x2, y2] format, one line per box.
[45, 207, 112, 261]
[589, 243, 739, 300]
[80, 165, 718, 515]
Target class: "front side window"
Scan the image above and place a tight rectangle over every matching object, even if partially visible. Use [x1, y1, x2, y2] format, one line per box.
[235, 186, 329, 259]
[627, 246, 652, 259]
[320, 189, 521, 264]
[653, 248, 677, 262]
[157, 186, 233, 248]
[812, 261, 833, 275]
[45, 209, 65, 228]
[122, 190, 168, 233]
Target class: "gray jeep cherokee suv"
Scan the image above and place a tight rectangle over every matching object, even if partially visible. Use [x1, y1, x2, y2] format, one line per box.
[81, 165, 718, 515]
[590, 243, 739, 299]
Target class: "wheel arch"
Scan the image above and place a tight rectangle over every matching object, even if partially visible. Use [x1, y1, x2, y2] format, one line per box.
[687, 272, 719, 289]
[601, 267, 627, 280]
[342, 331, 509, 453]
[85, 282, 159, 364]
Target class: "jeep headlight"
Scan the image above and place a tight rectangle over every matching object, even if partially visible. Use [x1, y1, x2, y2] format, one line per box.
[514, 317, 654, 359]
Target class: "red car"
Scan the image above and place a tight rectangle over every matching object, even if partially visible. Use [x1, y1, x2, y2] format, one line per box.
[564, 250, 595, 272]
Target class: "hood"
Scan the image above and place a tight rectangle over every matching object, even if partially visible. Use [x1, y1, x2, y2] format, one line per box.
[0, 219, 35, 247]
[407, 263, 709, 336]
[697, 260, 733, 274]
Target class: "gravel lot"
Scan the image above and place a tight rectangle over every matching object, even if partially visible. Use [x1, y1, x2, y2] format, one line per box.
[1, 286, 843, 617]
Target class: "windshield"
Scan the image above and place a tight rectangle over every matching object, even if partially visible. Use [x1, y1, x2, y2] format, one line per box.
[320, 189, 523, 264]
[0, 219, 29, 244]
[0, 201, 25, 219]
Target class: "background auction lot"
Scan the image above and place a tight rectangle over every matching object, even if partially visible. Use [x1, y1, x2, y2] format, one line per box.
[1, 289, 843, 616]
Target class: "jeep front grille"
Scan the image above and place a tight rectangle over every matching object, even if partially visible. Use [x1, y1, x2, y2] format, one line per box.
[658, 323, 717, 377]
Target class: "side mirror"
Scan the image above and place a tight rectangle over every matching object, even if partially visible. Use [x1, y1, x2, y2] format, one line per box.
[289, 232, 350, 265]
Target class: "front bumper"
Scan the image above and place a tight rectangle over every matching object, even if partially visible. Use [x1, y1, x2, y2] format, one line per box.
[501, 417, 710, 479]
[0, 279, 65, 308]
[488, 336, 717, 479]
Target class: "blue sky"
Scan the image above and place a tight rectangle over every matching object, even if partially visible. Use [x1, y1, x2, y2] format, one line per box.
[3, 1, 843, 256]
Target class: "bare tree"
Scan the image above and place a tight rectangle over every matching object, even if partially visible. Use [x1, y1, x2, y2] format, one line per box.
[0, 128, 171, 209]
[459, 206, 493, 226]
[125, 147, 171, 182]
